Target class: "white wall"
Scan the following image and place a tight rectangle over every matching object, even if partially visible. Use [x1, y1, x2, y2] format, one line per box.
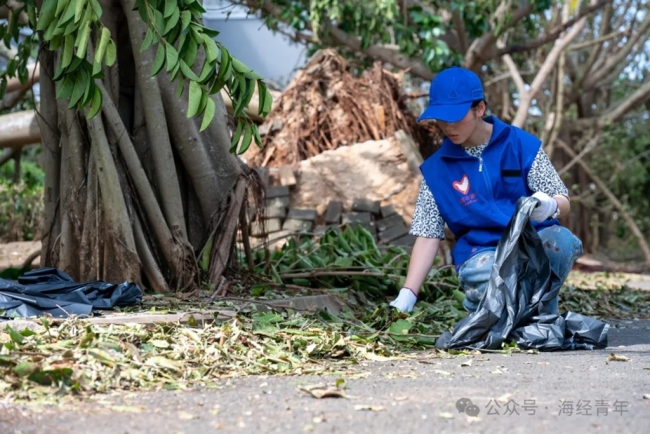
[202, 0, 307, 87]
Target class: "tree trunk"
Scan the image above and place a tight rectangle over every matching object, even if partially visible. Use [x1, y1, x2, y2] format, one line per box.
[37, 0, 246, 291]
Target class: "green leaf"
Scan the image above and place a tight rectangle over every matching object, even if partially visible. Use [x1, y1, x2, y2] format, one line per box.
[203, 35, 218, 63]
[217, 46, 231, 81]
[87, 85, 103, 118]
[95, 27, 111, 66]
[181, 10, 191, 30]
[62, 34, 75, 69]
[197, 91, 208, 118]
[69, 69, 89, 108]
[14, 361, 38, 377]
[257, 81, 273, 116]
[238, 123, 253, 155]
[200, 97, 215, 132]
[27, 5, 37, 28]
[164, 8, 180, 35]
[164, 0, 177, 18]
[388, 319, 412, 335]
[75, 0, 86, 23]
[184, 37, 198, 66]
[56, 0, 72, 17]
[253, 124, 262, 147]
[229, 120, 244, 153]
[151, 43, 166, 76]
[179, 60, 199, 81]
[105, 39, 117, 66]
[187, 80, 202, 118]
[231, 57, 252, 74]
[90, 0, 102, 18]
[6, 326, 24, 344]
[76, 20, 92, 59]
[56, 75, 75, 99]
[50, 35, 63, 50]
[154, 9, 165, 34]
[199, 233, 214, 271]
[234, 77, 255, 117]
[197, 59, 214, 83]
[176, 78, 184, 98]
[36, 0, 58, 32]
[141, 27, 156, 52]
[165, 43, 178, 72]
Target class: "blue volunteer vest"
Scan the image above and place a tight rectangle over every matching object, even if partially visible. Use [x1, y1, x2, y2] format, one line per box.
[420, 116, 558, 267]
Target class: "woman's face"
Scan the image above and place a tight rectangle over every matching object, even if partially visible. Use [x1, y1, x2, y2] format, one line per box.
[434, 104, 485, 145]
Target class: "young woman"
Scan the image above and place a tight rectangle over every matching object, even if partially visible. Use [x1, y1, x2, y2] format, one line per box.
[390, 67, 583, 314]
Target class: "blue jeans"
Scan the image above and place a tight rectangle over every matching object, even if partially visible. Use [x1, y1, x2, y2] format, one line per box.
[457, 226, 583, 314]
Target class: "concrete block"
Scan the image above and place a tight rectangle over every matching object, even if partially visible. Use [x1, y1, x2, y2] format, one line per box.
[325, 201, 343, 224]
[267, 196, 290, 208]
[378, 222, 409, 243]
[342, 212, 372, 225]
[391, 234, 416, 247]
[352, 198, 381, 215]
[251, 218, 283, 236]
[380, 204, 397, 219]
[283, 218, 314, 232]
[267, 185, 290, 198]
[376, 214, 405, 232]
[265, 204, 287, 219]
[287, 208, 317, 221]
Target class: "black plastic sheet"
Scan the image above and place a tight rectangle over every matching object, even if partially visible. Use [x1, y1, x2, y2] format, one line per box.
[0, 268, 143, 318]
[435, 197, 609, 351]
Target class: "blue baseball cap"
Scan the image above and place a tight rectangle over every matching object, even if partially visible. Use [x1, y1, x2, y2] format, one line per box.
[417, 67, 485, 123]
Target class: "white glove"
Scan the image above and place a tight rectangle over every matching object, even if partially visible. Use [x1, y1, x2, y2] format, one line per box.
[530, 192, 558, 222]
[389, 288, 417, 312]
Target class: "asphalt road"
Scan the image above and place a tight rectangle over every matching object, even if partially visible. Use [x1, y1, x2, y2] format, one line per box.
[3, 320, 650, 434]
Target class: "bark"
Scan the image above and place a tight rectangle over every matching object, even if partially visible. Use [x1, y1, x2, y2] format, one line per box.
[158, 72, 225, 223]
[36, 50, 61, 268]
[58, 107, 86, 278]
[78, 156, 103, 280]
[86, 112, 141, 283]
[134, 215, 171, 294]
[97, 81, 183, 272]
[209, 176, 247, 284]
[122, 0, 188, 243]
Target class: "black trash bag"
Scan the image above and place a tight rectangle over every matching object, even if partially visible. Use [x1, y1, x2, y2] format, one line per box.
[435, 196, 609, 351]
[0, 267, 143, 319]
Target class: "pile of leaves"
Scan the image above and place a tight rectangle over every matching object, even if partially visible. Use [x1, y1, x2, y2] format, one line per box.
[244, 225, 461, 307]
[0, 301, 463, 403]
[245, 49, 440, 167]
[3, 225, 650, 402]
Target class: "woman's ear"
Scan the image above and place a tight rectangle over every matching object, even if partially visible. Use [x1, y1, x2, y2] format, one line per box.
[477, 101, 487, 117]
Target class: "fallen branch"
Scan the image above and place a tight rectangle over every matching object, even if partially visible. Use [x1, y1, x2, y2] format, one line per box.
[557, 138, 650, 265]
[20, 249, 41, 269]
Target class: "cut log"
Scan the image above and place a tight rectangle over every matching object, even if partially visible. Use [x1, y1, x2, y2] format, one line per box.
[0, 111, 41, 149]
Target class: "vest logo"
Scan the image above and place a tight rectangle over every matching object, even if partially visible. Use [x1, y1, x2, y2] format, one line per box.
[453, 174, 470, 195]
